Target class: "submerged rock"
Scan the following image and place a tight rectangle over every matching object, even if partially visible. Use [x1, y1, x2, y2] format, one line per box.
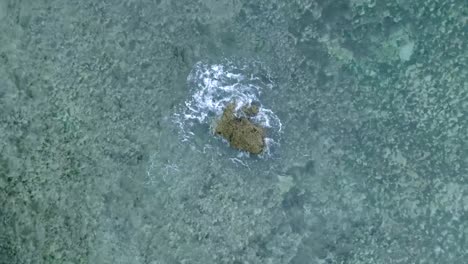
[215, 103, 265, 154]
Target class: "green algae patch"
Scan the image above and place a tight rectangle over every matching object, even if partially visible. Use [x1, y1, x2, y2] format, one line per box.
[215, 103, 265, 154]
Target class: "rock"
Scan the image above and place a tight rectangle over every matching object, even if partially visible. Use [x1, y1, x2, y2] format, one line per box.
[215, 103, 265, 154]
[242, 104, 259, 117]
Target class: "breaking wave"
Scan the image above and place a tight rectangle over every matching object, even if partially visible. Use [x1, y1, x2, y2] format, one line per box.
[174, 60, 282, 157]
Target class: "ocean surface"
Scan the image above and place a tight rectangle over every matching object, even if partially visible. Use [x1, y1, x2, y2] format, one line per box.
[0, 0, 466, 263]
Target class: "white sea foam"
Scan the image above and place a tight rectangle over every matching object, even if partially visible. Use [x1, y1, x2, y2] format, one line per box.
[174, 60, 282, 157]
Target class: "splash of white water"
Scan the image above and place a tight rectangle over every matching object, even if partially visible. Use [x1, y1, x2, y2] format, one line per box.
[174, 60, 282, 157]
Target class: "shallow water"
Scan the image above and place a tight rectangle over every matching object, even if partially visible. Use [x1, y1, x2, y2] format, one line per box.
[0, 0, 467, 263]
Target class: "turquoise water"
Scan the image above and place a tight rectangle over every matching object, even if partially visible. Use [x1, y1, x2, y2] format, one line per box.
[0, 0, 467, 263]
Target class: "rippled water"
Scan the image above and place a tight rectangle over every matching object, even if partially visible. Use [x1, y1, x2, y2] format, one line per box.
[0, 0, 466, 263]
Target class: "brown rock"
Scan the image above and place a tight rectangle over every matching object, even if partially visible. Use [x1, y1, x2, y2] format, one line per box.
[215, 103, 265, 154]
[242, 104, 259, 117]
